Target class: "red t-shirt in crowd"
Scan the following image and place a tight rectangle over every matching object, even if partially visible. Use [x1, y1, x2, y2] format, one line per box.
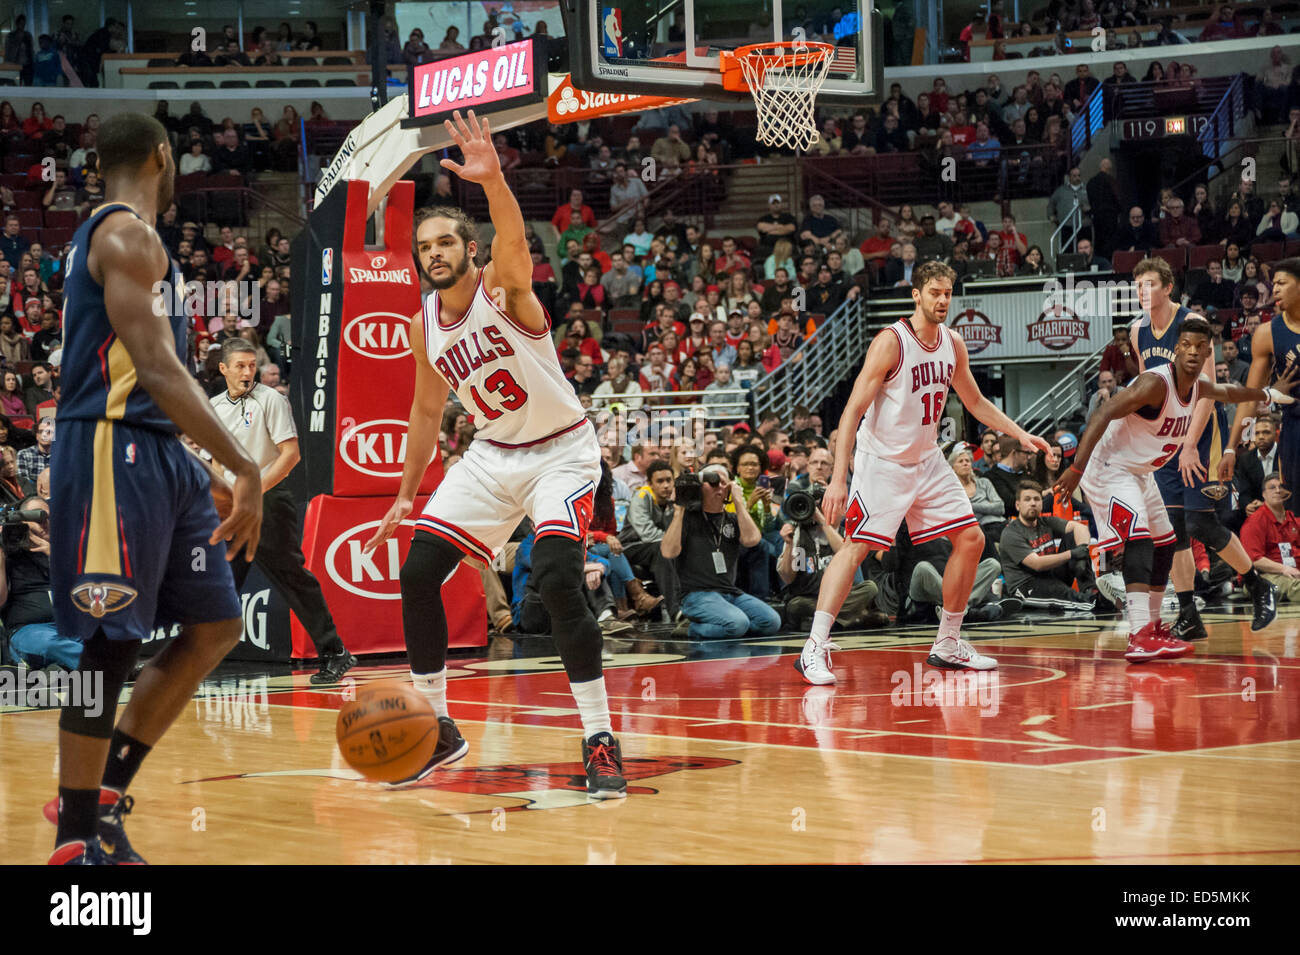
[950, 125, 977, 147]
[1241, 505, 1300, 565]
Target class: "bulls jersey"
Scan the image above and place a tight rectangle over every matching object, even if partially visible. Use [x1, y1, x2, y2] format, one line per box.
[422, 273, 586, 446]
[1092, 363, 1199, 474]
[1132, 305, 1192, 369]
[857, 318, 956, 464]
[59, 202, 187, 432]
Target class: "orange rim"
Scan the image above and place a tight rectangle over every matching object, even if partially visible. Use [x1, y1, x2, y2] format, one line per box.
[719, 41, 835, 93]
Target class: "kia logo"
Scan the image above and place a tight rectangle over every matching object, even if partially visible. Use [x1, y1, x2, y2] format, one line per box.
[371, 255, 387, 268]
[343, 311, 412, 360]
[339, 418, 410, 478]
[323, 518, 417, 599]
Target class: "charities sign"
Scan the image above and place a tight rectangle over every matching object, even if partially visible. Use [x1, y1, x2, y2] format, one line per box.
[947, 289, 1110, 362]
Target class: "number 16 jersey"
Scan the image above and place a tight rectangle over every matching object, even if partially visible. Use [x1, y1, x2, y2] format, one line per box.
[857, 318, 957, 464]
[1092, 363, 1199, 474]
[422, 273, 585, 447]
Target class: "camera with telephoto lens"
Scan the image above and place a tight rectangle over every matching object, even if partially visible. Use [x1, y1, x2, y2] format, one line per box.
[784, 483, 826, 527]
[674, 468, 725, 513]
[0, 504, 47, 555]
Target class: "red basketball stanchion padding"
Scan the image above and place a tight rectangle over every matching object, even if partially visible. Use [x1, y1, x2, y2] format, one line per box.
[286, 178, 488, 655]
[296, 494, 486, 657]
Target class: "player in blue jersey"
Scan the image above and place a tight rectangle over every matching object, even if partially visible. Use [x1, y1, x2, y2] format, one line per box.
[46, 113, 262, 865]
[1225, 259, 1300, 512]
[1127, 257, 1276, 639]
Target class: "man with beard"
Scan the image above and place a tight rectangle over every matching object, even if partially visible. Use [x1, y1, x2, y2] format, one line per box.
[796, 261, 1049, 684]
[366, 110, 627, 799]
[46, 112, 263, 864]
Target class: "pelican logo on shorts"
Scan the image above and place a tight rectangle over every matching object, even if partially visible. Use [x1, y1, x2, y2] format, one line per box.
[71, 581, 138, 619]
[1027, 303, 1090, 351]
[1201, 482, 1231, 501]
[124, 442, 137, 465]
[950, 308, 1003, 354]
[321, 248, 334, 286]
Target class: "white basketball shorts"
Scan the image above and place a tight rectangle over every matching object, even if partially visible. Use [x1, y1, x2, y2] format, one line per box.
[1078, 458, 1176, 553]
[844, 446, 978, 548]
[417, 420, 600, 561]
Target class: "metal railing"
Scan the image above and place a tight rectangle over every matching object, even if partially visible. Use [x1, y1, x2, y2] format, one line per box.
[588, 387, 752, 434]
[750, 294, 869, 423]
[1014, 346, 1107, 437]
[1049, 202, 1084, 258]
[1197, 72, 1249, 163]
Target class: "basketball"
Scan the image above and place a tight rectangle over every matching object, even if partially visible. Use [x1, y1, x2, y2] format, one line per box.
[336, 680, 440, 783]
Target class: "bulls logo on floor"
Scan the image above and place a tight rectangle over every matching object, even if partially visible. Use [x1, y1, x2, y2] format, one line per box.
[188, 755, 739, 813]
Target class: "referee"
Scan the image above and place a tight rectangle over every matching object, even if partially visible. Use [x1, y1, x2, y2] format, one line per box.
[211, 339, 356, 683]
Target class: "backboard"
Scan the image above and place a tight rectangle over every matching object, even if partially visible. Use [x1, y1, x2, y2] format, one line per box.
[561, 0, 881, 106]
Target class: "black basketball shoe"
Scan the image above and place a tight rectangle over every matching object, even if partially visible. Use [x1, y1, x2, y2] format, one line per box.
[582, 732, 627, 799]
[311, 650, 357, 685]
[97, 793, 147, 864]
[385, 717, 469, 787]
[42, 789, 147, 864]
[49, 839, 114, 865]
[1172, 603, 1208, 641]
[1249, 576, 1277, 631]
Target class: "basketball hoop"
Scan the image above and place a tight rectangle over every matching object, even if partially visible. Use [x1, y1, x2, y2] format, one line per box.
[720, 41, 835, 151]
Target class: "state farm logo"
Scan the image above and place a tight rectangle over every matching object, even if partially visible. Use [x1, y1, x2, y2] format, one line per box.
[339, 418, 409, 478]
[323, 518, 416, 599]
[950, 308, 1003, 354]
[343, 311, 411, 359]
[1028, 302, 1090, 351]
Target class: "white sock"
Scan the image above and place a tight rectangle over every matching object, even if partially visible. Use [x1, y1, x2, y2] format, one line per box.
[936, 608, 965, 645]
[570, 677, 613, 738]
[412, 670, 449, 719]
[1147, 590, 1163, 623]
[1126, 593, 1150, 636]
[809, 610, 835, 645]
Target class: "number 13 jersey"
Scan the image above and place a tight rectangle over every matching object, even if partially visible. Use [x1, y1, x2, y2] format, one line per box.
[1092, 363, 1199, 474]
[857, 318, 957, 464]
[422, 273, 586, 447]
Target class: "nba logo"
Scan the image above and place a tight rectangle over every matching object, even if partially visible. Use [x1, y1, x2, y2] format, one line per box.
[601, 7, 623, 57]
[125, 443, 136, 465]
[322, 248, 334, 286]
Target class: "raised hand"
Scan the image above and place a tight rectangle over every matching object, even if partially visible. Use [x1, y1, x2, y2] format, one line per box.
[1271, 360, 1300, 404]
[440, 110, 501, 186]
[1020, 431, 1051, 454]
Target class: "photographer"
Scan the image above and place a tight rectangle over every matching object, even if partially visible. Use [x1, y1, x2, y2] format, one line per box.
[660, 465, 782, 639]
[0, 496, 80, 669]
[778, 484, 883, 631]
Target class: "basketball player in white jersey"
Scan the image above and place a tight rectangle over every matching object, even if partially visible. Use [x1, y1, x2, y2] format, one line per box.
[798, 261, 1050, 684]
[1055, 317, 1295, 661]
[365, 110, 625, 798]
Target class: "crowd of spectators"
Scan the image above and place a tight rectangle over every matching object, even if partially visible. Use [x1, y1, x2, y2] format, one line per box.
[959, 1, 1289, 62]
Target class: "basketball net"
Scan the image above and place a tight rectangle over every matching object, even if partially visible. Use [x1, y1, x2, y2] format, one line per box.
[733, 42, 834, 152]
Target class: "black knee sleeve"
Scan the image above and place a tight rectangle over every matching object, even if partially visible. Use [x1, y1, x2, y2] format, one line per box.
[1122, 538, 1155, 588]
[531, 536, 603, 684]
[58, 629, 140, 739]
[1151, 542, 1176, 590]
[400, 531, 463, 674]
[1186, 509, 1233, 552]
[1169, 508, 1190, 551]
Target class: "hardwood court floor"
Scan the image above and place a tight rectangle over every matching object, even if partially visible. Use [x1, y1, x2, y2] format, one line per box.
[3, 606, 1298, 864]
